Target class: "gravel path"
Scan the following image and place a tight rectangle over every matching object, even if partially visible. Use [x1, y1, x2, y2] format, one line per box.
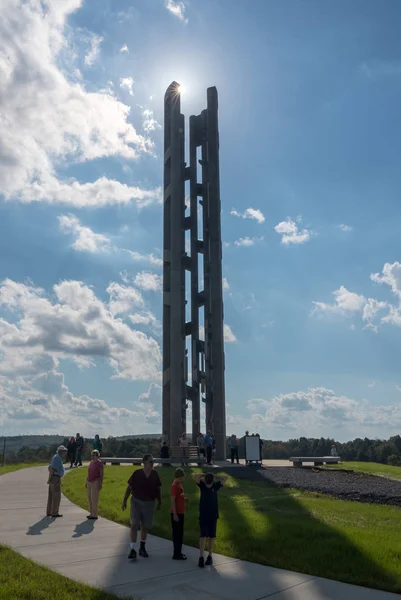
[224, 466, 401, 507]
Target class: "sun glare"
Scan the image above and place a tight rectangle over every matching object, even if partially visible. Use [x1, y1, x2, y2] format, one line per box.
[177, 84, 185, 95]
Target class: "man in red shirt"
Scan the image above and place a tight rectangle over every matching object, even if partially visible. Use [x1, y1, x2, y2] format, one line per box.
[121, 454, 162, 560]
[170, 467, 188, 560]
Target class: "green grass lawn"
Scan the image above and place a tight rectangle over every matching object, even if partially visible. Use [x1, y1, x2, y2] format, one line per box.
[0, 463, 46, 476]
[63, 465, 401, 594]
[0, 545, 133, 600]
[329, 461, 401, 479]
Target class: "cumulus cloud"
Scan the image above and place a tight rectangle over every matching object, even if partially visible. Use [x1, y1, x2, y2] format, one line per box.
[222, 278, 230, 291]
[0, 0, 155, 206]
[0, 366, 159, 436]
[244, 386, 401, 437]
[120, 77, 134, 96]
[166, 0, 188, 23]
[312, 286, 366, 317]
[231, 208, 265, 224]
[0, 278, 161, 381]
[338, 224, 353, 232]
[84, 33, 103, 66]
[107, 282, 144, 315]
[58, 214, 111, 252]
[119, 44, 129, 53]
[134, 272, 162, 292]
[142, 109, 161, 133]
[127, 251, 163, 268]
[199, 324, 237, 343]
[312, 261, 401, 332]
[224, 324, 237, 343]
[274, 218, 311, 245]
[234, 236, 264, 247]
[134, 382, 162, 424]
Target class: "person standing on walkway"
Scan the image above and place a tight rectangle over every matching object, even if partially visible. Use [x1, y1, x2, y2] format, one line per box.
[170, 468, 188, 560]
[92, 434, 103, 453]
[74, 433, 84, 467]
[197, 432, 205, 458]
[204, 431, 213, 465]
[194, 472, 228, 568]
[178, 432, 189, 465]
[86, 449, 103, 520]
[66, 436, 76, 468]
[121, 454, 162, 560]
[47, 445, 67, 518]
[229, 434, 239, 464]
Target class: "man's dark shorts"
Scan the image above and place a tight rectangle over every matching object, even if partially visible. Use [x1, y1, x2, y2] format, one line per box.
[199, 517, 217, 539]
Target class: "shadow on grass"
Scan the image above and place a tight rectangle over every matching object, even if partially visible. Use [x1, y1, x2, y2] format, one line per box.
[220, 466, 399, 594]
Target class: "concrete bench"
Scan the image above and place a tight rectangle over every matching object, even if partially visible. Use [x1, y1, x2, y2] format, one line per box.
[102, 446, 206, 467]
[289, 456, 341, 467]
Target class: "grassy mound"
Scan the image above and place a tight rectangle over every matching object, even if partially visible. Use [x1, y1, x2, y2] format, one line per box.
[63, 464, 401, 593]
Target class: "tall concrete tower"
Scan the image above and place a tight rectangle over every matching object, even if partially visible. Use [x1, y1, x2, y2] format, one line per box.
[162, 82, 226, 460]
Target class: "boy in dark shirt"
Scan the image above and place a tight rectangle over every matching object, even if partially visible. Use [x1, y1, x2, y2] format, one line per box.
[194, 472, 227, 568]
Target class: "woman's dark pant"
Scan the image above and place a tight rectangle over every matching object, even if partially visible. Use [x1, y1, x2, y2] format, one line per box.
[230, 448, 239, 464]
[171, 514, 184, 556]
[206, 445, 212, 464]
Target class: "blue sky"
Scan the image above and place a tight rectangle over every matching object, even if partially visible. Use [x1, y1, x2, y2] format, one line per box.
[1, 0, 401, 441]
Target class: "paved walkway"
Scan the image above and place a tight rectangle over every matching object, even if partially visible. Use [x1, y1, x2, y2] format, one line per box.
[0, 466, 398, 600]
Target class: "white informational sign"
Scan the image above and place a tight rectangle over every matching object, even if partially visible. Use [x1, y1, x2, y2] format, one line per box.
[245, 436, 261, 462]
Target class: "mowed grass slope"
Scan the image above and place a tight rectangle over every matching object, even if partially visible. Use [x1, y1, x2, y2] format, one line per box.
[0, 463, 46, 476]
[63, 465, 401, 593]
[330, 461, 401, 479]
[0, 545, 133, 600]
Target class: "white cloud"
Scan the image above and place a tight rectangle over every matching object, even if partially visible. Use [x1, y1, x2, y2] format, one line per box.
[222, 278, 230, 291]
[119, 44, 129, 53]
[224, 324, 237, 343]
[338, 224, 353, 232]
[274, 218, 311, 245]
[370, 262, 401, 299]
[142, 109, 161, 133]
[312, 261, 401, 332]
[166, 0, 188, 23]
[127, 251, 163, 268]
[0, 1, 155, 206]
[107, 282, 144, 315]
[199, 324, 237, 343]
[243, 386, 401, 438]
[134, 382, 162, 424]
[120, 77, 134, 96]
[58, 214, 111, 253]
[234, 236, 264, 247]
[312, 286, 366, 317]
[367, 381, 377, 388]
[84, 33, 103, 66]
[231, 208, 265, 224]
[134, 272, 162, 292]
[0, 278, 160, 381]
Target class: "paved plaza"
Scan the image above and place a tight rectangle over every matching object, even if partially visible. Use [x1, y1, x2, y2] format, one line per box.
[0, 466, 399, 600]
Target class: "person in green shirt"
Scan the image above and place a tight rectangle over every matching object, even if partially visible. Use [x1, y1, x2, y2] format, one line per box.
[92, 434, 103, 453]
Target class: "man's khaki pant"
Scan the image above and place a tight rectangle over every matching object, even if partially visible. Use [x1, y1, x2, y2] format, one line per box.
[87, 480, 101, 518]
[47, 475, 61, 516]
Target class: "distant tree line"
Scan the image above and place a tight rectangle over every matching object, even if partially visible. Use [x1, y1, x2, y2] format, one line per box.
[2, 434, 401, 466]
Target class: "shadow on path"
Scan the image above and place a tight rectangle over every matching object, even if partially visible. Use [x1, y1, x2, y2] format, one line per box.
[220, 466, 399, 594]
[26, 516, 54, 536]
[72, 519, 95, 538]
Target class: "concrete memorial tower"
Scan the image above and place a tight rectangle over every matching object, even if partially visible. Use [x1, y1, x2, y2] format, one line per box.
[162, 82, 226, 460]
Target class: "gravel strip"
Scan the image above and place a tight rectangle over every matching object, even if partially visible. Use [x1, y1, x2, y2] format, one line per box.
[223, 466, 401, 507]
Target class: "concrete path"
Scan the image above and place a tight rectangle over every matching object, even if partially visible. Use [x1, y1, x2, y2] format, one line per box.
[0, 466, 398, 600]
